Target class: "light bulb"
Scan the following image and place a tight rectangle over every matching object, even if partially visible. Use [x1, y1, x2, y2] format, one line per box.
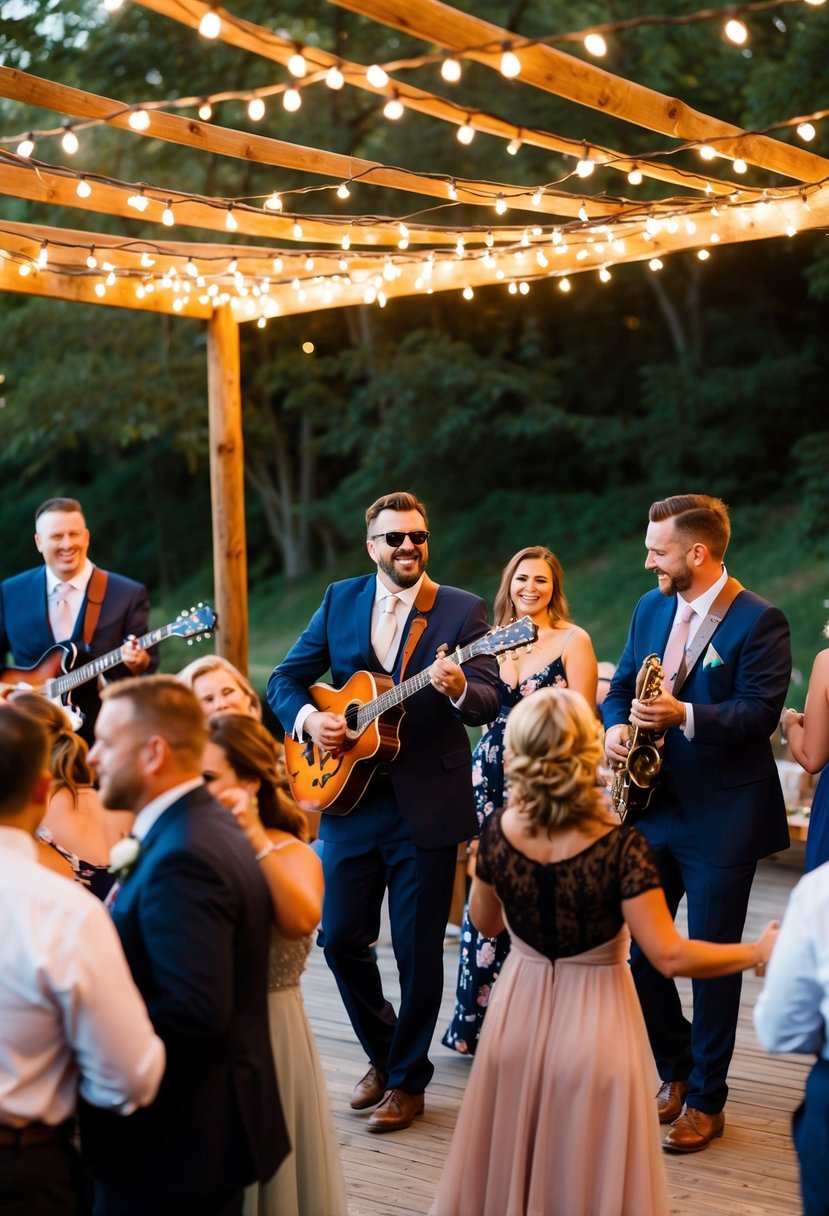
[61, 126, 79, 154]
[17, 134, 35, 158]
[383, 92, 404, 120]
[76, 176, 92, 198]
[495, 195, 507, 215]
[248, 97, 265, 121]
[457, 120, 474, 145]
[198, 100, 213, 121]
[578, 204, 588, 222]
[283, 86, 301, 112]
[733, 158, 747, 173]
[685, 219, 697, 234]
[507, 136, 521, 155]
[519, 281, 529, 295]
[341, 233, 351, 250]
[128, 190, 148, 212]
[441, 57, 461, 83]
[485, 230, 494, 248]
[699, 144, 716, 160]
[292, 221, 303, 239]
[86, 248, 98, 269]
[697, 249, 710, 261]
[724, 18, 748, 45]
[199, 8, 221, 38]
[288, 49, 308, 78]
[326, 64, 345, 90]
[627, 167, 643, 185]
[576, 155, 594, 178]
[366, 64, 389, 88]
[584, 33, 607, 57]
[128, 108, 150, 131]
[649, 258, 663, 271]
[447, 181, 458, 201]
[532, 189, 543, 206]
[599, 266, 611, 283]
[500, 46, 521, 78]
[106, 270, 116, 287]
[162, 202, 175, 226]
[38, 242, 48, 268]
[336, 182, 350, 200]
[558, 277, 571, 292]
[264, 191, 282, 211]
[463, 286, 473, 300]
[94, 281, 105, 296]
[797, 122, 816, 142]
[225, 206, 238, 231]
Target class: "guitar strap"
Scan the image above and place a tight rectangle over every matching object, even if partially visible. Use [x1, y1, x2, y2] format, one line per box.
[672, 576, 744, 695]
[82, 567, 109, 647]
[397, 576, 440, 682]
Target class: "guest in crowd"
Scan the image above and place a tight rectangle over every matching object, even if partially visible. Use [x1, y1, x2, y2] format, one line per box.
[0, 703, 165, 1216]
[604, 494, 791, 1151]
[781, 617, 829, 872]
[442, 545, 597, 1055]
[204, 712, 347, 1216]
[431, 687, 779, 1216]
[79, 676, 286, 1216]
[754, 861, 829, 1216]
[177, 653, 262, 719]
[268, 491, 500, 1132]
[0, 497, 155, 743]
[10, 691, 134, 900]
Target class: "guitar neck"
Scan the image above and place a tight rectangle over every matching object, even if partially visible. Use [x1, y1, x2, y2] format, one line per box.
[355, 640, 480, 731]
[45, 625, 175, 697]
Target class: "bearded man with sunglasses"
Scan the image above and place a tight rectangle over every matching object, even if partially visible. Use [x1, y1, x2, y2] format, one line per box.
[268, 491, 500, 1133]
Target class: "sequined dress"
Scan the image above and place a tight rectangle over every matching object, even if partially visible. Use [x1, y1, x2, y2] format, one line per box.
[244, 932, 347, 1216]
[442, 655, 568, 1054]
[431, 814, 669, 1216]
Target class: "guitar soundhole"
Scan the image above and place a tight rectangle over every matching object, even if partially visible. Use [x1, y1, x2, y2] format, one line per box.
[344, 699, 361, 736]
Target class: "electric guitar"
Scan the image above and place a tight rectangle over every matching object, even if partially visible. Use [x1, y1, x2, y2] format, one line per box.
[0, 603, 217, 714]
[284, 615, 537, 815]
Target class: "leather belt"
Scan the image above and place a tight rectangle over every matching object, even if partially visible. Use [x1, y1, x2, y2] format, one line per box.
[0, 1119, 73, 1149]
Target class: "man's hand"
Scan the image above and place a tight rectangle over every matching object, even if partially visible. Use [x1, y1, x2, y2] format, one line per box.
[122, 636, 150, 674]
[605, 724, 631, 765]
[430, 651, 466, 701]
[630, 689, 686, 734]
[305, 710, 348, 754]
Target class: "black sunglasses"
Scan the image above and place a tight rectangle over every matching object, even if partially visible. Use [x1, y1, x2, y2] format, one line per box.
[370, 530, 430, 546]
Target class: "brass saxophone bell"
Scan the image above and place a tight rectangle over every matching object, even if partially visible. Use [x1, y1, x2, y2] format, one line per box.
[627, 743, 662, 789]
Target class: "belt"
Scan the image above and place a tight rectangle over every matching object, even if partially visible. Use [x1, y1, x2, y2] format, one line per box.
[0, 1119, 73, 1149]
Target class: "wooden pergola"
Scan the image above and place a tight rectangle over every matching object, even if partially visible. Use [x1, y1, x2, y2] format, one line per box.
[3, 0, 828, 670]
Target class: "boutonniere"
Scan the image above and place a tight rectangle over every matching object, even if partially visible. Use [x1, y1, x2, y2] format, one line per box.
[108, 834, 142, 879]
[703, 644, 724, 670]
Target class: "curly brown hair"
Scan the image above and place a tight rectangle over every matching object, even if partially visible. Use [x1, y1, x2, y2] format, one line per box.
[207, 714, 307, 840]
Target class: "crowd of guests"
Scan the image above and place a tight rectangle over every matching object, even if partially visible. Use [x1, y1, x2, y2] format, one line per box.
[2, 490, 828, 1216]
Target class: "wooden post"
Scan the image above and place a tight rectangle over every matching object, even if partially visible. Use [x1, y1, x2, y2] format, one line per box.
[206, 305, 248, 674]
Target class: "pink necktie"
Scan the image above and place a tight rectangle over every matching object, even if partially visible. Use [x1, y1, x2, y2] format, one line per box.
[663, 604, 695, 693]
[373, 595, 400, 670]
[50, 582, 74, 641]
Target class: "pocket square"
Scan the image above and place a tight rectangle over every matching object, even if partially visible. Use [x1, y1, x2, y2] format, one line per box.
[703, 644, 723, 669]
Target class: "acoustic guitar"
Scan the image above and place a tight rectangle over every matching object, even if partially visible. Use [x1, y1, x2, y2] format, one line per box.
[284, 615, 537, 815]
[0, 603, 217, 716]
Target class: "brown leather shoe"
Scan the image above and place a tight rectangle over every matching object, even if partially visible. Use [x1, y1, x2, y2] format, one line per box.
[656, 1079, 688, 1124]
[350, 1065, 387, 1110]
[663, 1106, 725, 1153]
[366, 1088, 425, 1133]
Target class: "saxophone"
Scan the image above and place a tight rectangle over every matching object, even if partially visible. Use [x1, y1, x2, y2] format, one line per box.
[610, 654, 664, 822]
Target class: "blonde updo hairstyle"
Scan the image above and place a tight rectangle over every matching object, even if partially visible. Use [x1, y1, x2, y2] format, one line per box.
[8, 692, 92, 807]
[176, 654, 262, 720]
[504, 687, 605, 836]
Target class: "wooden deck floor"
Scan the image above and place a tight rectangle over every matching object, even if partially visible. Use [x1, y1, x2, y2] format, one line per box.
[301, 844, 811, 1216]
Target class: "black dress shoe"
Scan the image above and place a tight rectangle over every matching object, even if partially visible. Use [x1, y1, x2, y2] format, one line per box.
[656, 1079, 688, 1124]
[366, 1088, 425, 1133]
[350, 1065, 387, 1110]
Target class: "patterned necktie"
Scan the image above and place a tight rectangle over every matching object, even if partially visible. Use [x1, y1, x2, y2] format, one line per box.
[373, 595, 400, 670]
[50, 582, 74, 641]
[663, 604, 695, 693]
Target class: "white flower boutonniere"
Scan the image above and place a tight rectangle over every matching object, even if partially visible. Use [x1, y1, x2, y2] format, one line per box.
[108, 834, 142, 879]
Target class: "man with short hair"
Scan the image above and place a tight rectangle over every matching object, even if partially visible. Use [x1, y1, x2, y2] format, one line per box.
[79, 676, 286, 1216]
[268, 491, 501, 1132]
[0, 497, 156, 741]
[0, 703, 165, 1216]
[604, 494, 792, 1152]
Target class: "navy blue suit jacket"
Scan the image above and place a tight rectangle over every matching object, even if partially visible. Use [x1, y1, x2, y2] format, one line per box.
[267, 575, 501, 849]
[603, 585, 792, 866]
[0, 565, 158, 736]
[78, 785, 286, 1202]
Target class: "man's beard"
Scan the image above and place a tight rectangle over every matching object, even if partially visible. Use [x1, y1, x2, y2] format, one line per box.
[99, 769, 143, 813]
[657, 562, 693, 597]
[377, 549, 426, 589]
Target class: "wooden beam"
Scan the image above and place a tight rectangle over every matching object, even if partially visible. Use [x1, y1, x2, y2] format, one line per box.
[327, 0, 829, 184]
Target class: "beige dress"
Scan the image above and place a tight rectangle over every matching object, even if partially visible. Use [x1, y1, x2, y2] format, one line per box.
[244, 933, 347, 1216]
[430, 815, 669, 1216]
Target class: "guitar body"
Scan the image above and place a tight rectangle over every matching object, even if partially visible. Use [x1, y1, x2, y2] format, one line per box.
[284, 670, 404, 815]
[0, 643, 75, 692]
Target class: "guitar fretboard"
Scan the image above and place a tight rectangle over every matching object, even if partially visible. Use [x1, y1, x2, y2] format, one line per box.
[45, 625, 174, 697]
[353, 638, 483, 731]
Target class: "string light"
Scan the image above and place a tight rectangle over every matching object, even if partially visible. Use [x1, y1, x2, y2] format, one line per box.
[37, 242, 48, 269]
[61, 125, 79, 154]
[578, 204, 589, 222]
[697, 249, 711, 260]
[94, 281, 105, 296]
[86, 247, 98, 269]
[283, 86, 302, 112]
[576, 150, 595, 178]
[463, 286, 474, 299]
[264, 191, 282, 211]
[17, 134, 35, 158]
[506, 136, 522, 155]
[500, 44, 522, 78]
[441, 56, 462, 83]
[248, 97, 266, 121]
[599, 266, 612, 283]
[336, 182, 350, 200]
[383, 91, 404, 120]
[128, 189, 149, 212]
[198, 100, 213, 121]
[288, 47, 308, 78]
[457, 119, 475, 145]
[627, 166, 643, 185]
[161, 201, 175, 226]
[447, 181, 458, 200]
[485, 230, 495, 247]
[495, 194, 507, 215]
[128, 108, 151, 131]
[292, 221, 304, 239]
[225, 205, 238, 231]
[532, 188, 543, 206]
[699, 145, 716, 160]
[724, 18, 748, 45]
[797, 122, 816, 141]
[366, 65, 389, 88]
[198, 7, 221, 38]
[733, 158, 747, 173]
[76, 176, 92, 198]
[519, 281, 529, 295]
[584, 32, 607, 57]
[649, 258, 664, 271]
[558, 277, 571, 292]
[326, 64, 345, 90]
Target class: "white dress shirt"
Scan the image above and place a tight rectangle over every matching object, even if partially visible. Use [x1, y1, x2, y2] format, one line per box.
[0, 826, 165, 1126]
[674, 565, 728, 741]
[754, 862, 829, 1060]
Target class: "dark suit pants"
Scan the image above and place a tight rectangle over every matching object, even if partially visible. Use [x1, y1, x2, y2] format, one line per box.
[794, 1058, 829, 1216]
[0, 1135, 88, 1216]
[92, 1183, 242, 1216]
[319, 787, 456, 1094]
[629, 801, 756, 1114]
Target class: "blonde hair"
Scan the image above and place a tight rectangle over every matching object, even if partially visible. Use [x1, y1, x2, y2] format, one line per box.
[176, 655, 262, 719]
[8, 692, 92, 807]
[504, 687, 605, 835]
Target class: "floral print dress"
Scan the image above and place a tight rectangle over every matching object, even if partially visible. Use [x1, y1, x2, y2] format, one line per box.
[441, 654, 568, 1054]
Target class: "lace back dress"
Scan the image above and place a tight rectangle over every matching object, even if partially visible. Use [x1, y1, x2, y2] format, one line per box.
[244, 932, 347, 1216]
[431, 813, 669, 1216]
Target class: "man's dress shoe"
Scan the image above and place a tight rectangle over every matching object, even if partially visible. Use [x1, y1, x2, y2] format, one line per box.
[656, 1079, 688, 1124]
[663, 1106, 725, 1153]
[350, 1065, 387, 1110]
[366, 1088, 425, 1133]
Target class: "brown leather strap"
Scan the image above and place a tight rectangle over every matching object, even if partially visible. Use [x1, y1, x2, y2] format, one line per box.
[397, 576, 440, 681]
[673, 576, 744, 694]
[82, 566, 108, 647]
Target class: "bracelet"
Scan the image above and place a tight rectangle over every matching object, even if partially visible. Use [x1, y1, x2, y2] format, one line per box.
[254, 842, 276, 862]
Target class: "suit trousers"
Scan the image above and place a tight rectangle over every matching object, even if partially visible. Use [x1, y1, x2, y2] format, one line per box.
[794, 1058, 829, 1216]
[0, 1137, 88, 1216]
[92, 1183, 243, 1216]
[319, 779, 457, 1093]
[629, 798, 756, 1113]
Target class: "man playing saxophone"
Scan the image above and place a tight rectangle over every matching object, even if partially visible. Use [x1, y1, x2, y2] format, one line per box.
[603, 494, 791, 1154]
